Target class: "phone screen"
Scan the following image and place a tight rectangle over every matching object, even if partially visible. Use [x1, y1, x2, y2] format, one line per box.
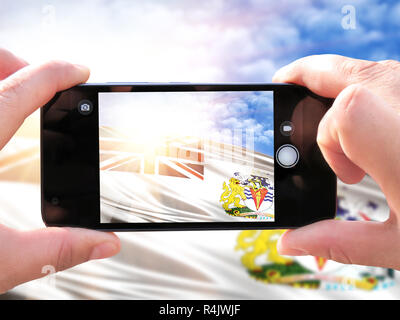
[98, 91, 274, 223]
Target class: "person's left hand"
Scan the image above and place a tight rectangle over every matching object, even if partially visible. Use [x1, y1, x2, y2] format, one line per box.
[0, 48, 120, 293]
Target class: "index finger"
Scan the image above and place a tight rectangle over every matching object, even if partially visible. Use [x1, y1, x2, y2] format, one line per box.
[0, 48, 28, 80]
[0, 61, 90, 149]
[272, 54, 382, 98]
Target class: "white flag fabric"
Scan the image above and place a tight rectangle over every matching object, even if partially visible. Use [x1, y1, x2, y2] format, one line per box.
[0, 136, 399, 300]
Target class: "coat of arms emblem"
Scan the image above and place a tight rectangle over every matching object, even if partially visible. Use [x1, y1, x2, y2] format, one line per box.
[235, 196, 396, 291]
[220, 172, 274, 220]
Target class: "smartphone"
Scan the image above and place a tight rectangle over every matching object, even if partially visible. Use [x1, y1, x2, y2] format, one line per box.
[41, 83, 337, 231]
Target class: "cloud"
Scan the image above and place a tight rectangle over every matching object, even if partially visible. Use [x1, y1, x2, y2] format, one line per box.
[212, 91, 274, 152]
[1, 0, 399, 85]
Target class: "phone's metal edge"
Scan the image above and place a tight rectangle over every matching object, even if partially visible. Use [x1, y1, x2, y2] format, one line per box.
[40, 93, 62, 228]
[78, 82, 297, 86]
[40, 107, 45, 225]
[45, 217, 336, 232]
[77, 82, 305, 90]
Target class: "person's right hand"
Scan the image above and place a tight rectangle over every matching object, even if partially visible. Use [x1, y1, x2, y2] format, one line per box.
[273, 54, 400, 269]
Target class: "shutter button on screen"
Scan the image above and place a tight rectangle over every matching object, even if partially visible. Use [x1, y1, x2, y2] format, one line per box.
[276, 144, 299, 168]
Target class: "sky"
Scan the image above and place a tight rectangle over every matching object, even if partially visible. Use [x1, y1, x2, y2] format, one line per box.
[1, 0, 399, 85]
[99, 91, 274, 155]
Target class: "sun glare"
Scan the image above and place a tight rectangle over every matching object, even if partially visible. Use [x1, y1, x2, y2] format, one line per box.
[104, 93, 211, 149]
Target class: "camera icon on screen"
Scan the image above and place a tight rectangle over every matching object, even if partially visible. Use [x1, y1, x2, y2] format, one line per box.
[78, 100, 93, 115]
[80, 103, 90, 112]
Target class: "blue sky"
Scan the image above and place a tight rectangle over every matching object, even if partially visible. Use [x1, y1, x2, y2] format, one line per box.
[1, 0, 399, 83]
[216, 91, 274, 156]
[99, 91, 274, 156]
[279, 0, 400, 63]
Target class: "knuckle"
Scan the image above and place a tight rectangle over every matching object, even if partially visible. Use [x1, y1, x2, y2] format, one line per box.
[379, 59, 400, 70]
[50, 228, 74, 272]
[336, 84, 366, 116]
[0, 76, 25, 103]
[339, 58, 379, 81]
[343, 83, 366, 104]
[0, 78, 26, 121]
[333, 85, 367, 136]
[325, 245, 354, 265]
[336, 57, 400, 92]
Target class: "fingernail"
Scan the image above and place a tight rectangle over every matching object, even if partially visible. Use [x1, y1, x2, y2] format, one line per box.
[272, 65, 290, 82]
[278, 247, 308, 256]
[89, 241, 119, 260]
[73, 64, 90, 73]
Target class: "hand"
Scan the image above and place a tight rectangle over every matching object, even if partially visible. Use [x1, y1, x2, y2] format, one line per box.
[274, 54, 400, 269]
[0, 48, 120, 293]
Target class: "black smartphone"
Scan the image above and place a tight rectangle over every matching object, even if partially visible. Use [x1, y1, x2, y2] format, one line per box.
[41, 83, 337, 231]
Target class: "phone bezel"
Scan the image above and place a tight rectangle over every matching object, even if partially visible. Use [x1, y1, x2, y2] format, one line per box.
[41, 83, 337, 231]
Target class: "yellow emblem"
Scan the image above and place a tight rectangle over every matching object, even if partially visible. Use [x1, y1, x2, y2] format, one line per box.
[236, 230, 380, 290]
[220, 178, 247, 211]
[235, 230, 292, 271]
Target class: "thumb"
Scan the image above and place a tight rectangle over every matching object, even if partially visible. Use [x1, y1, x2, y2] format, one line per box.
[0, 60, 89, 149]
[0, 226, 120, 293]
[0, 48, 28, 80]
[317, 84, 400, 212]
[277, 218, 400, 269]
